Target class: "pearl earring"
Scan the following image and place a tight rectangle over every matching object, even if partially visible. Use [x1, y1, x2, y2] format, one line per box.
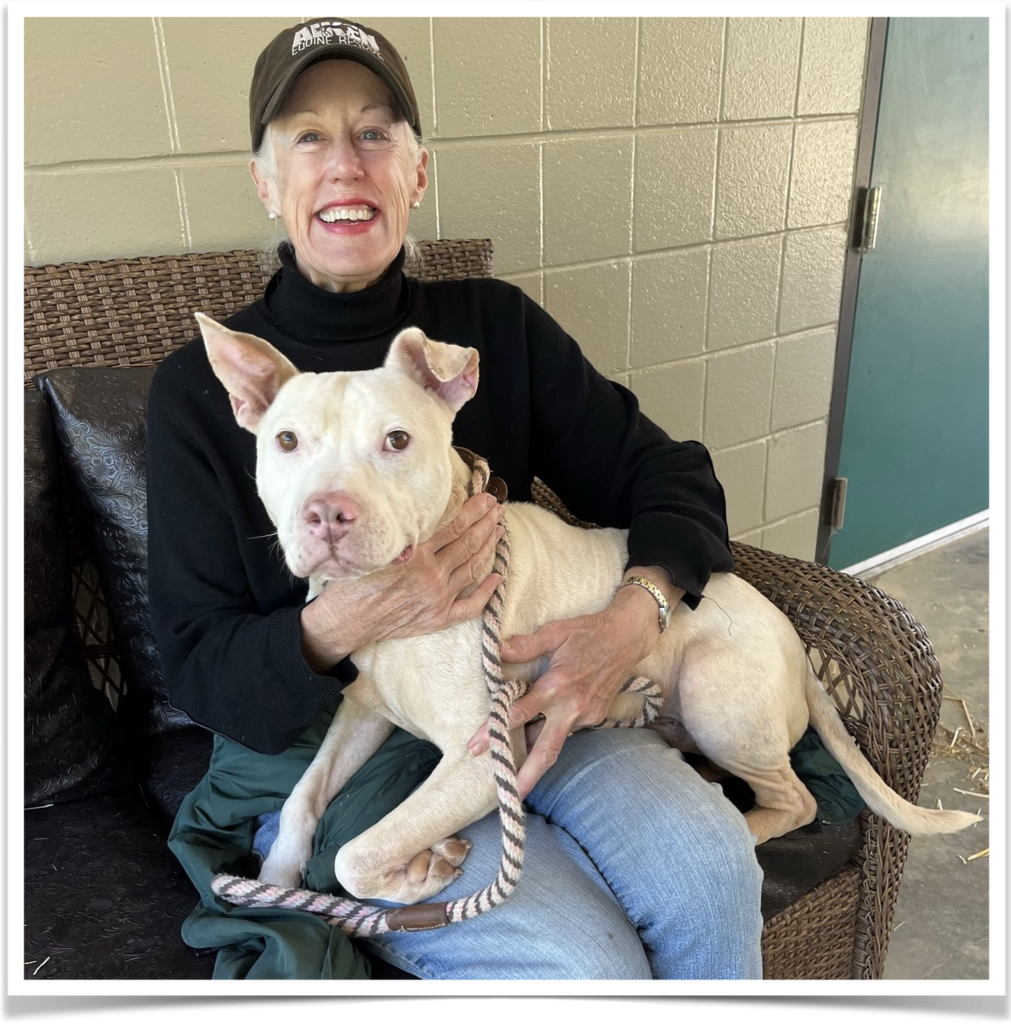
[412, 201, 420, 209]
[268, 211, 277, 220]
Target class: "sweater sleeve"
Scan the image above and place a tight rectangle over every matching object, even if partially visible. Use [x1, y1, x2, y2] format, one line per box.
[145, 349, 350, 754]
[520, 296, 734, 607]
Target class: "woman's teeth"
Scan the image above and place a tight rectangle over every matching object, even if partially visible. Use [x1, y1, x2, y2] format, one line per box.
[319, 206, 375, 222]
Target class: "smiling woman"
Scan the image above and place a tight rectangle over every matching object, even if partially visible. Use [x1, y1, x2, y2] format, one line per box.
[148, 17, 760, 983]
[250, 60, 428, 292]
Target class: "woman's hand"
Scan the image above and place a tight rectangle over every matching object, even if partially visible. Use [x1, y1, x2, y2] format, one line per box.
[468, 571, 684, 797]
[299, 492, 504, 671]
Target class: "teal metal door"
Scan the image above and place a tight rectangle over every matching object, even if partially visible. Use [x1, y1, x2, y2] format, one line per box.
[827, 18, 989, 569]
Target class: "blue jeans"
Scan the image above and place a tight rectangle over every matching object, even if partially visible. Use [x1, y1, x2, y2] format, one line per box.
[256, 728, 764, 980]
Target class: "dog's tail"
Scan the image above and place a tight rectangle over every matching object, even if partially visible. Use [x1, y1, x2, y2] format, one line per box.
[804, 667, 982, 835]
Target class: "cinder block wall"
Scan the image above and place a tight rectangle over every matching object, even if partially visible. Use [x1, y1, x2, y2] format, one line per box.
[23, 16, 870, 560]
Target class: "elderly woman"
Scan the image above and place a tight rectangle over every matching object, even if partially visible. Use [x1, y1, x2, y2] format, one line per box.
[149, 19, 763, 981]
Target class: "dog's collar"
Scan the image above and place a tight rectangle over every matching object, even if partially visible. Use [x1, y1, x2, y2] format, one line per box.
[453, 446, 508, 504]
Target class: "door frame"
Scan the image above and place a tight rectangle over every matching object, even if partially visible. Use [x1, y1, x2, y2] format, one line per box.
[815, 17, 889, 565]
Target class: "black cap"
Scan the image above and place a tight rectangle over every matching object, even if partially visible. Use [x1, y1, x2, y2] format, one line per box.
[249, 18, 421, 152]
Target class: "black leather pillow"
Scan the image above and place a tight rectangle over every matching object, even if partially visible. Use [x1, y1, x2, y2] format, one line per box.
[37, 368, 194, 739]
[24, 390, 125, 804]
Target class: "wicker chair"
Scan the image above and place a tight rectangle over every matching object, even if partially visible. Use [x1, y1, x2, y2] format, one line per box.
[23, 239, 943, 979]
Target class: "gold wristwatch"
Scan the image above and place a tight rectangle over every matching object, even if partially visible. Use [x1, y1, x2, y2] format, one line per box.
[622, 576, 672, 633]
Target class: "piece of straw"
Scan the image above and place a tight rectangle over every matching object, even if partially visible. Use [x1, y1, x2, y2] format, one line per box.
[942, 694, 979, 736]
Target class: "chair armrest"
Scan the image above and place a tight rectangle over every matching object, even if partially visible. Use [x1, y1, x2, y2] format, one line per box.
[730, 542, 945, 979]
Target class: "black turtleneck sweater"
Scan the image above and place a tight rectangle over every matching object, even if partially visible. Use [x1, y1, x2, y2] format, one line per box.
[146, 245, 733, 754]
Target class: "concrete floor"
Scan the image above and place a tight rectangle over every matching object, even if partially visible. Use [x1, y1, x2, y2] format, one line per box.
[855, 528, 990, 980]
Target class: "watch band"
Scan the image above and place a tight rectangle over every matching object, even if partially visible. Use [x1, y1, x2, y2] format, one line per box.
[622, 575, 672, 633]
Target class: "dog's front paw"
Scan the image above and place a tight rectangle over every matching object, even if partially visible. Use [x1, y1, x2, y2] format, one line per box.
[258, 848, 308, 889]
[412, 836, 471, 879]
[401, 836, 473, 901]
[336, 835, 473, 904]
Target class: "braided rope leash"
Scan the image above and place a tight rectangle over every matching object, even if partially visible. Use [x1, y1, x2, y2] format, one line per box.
[445, 485, 526, 923]
[211, 454, 661, 934]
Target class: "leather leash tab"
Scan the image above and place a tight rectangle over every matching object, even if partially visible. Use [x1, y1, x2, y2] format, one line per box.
[453, 446, 508, 503]
[487, 475, 508, 503]
[384, 902, 452, 931]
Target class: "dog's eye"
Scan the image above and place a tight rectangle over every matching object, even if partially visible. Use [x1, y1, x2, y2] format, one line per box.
[276, 430, 298, 452]
[385, 430, 410, 452]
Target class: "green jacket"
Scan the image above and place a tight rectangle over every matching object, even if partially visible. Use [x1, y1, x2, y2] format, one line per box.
[168, 703, 440, 979]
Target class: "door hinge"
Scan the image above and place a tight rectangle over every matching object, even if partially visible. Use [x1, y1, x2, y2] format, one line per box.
[855, 186, 883, 253]
[828, 477, 849, 530]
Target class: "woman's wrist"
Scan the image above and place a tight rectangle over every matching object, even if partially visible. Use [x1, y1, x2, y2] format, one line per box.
[616, 566, 685, 656]
[298, 592, 355, 673]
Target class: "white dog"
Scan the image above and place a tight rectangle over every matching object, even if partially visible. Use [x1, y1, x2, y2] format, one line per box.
[196, 313, 980, 908]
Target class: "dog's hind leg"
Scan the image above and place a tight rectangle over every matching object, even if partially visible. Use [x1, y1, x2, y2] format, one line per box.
[724, 762, 818, 844]
[259, 698, 395, 887]
[684, 720, 819, 843]
[668, 640, 816, 845]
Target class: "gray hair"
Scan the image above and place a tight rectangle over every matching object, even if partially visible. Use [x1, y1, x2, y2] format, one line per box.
[251, 122, 424, 273]
[250, 129, 284, 273]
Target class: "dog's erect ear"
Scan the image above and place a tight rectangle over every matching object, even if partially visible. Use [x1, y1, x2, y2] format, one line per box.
[195, 312, 299, 432]
[386, 327, 479, 415]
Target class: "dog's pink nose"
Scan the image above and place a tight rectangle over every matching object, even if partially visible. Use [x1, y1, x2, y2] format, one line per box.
[302, 492, 359, 540]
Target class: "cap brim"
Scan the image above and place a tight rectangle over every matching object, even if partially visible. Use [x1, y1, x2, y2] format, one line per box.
[259, 47, 418, 139]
